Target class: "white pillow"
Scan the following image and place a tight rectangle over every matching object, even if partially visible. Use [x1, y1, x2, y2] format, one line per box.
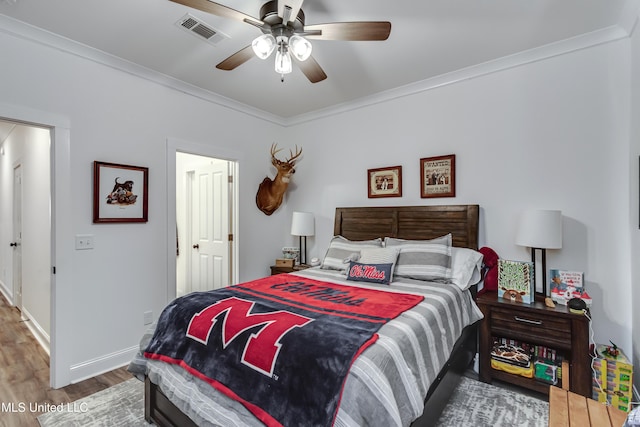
[320, 236, 383, 272]
[450, 247, 484, 290]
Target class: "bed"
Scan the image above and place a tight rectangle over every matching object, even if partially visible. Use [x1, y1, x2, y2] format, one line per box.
[129, 204, 483, 427]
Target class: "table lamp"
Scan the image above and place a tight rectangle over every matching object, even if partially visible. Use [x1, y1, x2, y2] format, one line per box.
[291, 211, 314, 265]
[515, 209, 562, 300]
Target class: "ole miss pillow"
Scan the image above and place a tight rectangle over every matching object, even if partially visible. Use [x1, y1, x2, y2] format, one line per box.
[346, 261, 394, 285]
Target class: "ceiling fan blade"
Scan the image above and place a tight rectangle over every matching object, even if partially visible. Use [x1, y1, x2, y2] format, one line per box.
[170, 0, 264, 27]
[216, 45, 255, 71]
[304, 22, 391, 41]
[278, 0, 304, 24]
[293, 55, 327, 83]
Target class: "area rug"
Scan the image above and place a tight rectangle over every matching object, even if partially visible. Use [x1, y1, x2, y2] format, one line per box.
[436, 376, 548, 427]
[38, 375, 548, 426]
[37, 378, 147, 427]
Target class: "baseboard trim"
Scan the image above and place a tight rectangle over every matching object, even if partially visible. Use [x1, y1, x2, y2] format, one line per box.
[0, 279, 12, 303]
[21, 306, 50, 356]
[69, 345, 138, 384]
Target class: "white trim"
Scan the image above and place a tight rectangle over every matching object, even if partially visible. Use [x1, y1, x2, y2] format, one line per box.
[283, 25, 629, 126]
[0, 101, 73, 389]
[0, 14, 633, 127]
[69, 345, 139, 384]
[21, 306, 50, 356]
[0, 278, 12, 301]
[0, 14, 285, 126]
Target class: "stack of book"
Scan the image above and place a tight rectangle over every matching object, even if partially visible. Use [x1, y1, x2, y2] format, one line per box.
[491, 337, 564, 383]
[533, 345, 563, 385]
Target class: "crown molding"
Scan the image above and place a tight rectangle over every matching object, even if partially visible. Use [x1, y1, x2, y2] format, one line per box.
[0, 13, 633, 128]
[282, 24, 630, 127]
[0, 14, 287, 126]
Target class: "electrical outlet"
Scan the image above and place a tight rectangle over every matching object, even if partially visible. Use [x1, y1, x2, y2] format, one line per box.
[143, 311, 153, 325]
[75, 234, 94, 250]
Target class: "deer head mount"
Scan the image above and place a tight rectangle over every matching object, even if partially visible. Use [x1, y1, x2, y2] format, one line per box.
[256, 143, 302, 216]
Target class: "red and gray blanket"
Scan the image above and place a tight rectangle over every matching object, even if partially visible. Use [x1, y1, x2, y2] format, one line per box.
[144, 274, 423, 427]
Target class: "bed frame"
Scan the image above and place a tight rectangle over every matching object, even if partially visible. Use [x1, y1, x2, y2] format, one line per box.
[145, 204, 480, 427]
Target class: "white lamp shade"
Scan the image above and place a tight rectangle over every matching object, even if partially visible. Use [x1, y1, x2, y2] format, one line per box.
[252, 34, 276, 59]
[275, 49, 292, 74]
[291, 211, 315, 236]
[289, 35, 312, 61]
[515, 210, 562, 249]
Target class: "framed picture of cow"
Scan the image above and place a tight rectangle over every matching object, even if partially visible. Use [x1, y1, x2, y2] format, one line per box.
[93, 161, 149, 223]
[420, 154, 455, 198]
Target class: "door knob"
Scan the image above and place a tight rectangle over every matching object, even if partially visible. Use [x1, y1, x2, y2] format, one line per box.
[192, 244, 199, 249]
[9, 242, 17, 247]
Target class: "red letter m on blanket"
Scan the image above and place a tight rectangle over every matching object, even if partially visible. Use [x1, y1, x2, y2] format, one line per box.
[186, 297, 313, 376]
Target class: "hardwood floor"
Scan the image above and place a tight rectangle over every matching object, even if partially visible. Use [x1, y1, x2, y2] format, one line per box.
[0, 293, 133, 427]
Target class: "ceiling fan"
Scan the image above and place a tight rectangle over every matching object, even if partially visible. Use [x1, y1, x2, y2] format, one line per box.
[170, 0, 391, 83]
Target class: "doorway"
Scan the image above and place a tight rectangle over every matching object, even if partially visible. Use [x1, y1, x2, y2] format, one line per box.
[175, 151, 237, 297]
[0, 120, 52, 354]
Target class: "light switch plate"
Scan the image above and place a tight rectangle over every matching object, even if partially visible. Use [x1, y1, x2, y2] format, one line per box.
[75, 234, 94, 250]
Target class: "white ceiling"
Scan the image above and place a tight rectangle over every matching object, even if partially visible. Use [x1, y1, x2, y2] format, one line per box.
[0, 0, 635, 121]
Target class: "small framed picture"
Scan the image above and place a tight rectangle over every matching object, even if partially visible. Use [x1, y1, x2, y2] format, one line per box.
[93, 161, 149, 223]
[367, 166, 402, 198]
[420, 154, 455, 198]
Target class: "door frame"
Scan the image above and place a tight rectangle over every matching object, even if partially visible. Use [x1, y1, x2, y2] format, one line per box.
[166, 137, 241, 302]
[12, 162, 23, 313]
[0, 101, 73, 389]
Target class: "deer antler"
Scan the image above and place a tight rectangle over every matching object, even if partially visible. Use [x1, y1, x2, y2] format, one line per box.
[286, 145, 303, 164]
[270, 142, 283, 158]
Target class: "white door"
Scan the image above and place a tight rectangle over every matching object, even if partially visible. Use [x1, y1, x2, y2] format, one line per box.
[189, 160, 229, 292]
[12, 164, 23, 311]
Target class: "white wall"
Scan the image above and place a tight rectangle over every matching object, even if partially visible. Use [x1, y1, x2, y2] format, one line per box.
[284, 39, 633, 354]
[0, 27, 285, 386]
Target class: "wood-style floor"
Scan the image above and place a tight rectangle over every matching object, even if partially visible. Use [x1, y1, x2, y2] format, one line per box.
[0, 292, 133, 427]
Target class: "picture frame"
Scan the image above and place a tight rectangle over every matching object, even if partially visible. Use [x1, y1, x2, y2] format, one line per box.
[367, 166, 402, 198]
[93, 161, 149, 223]
[420, 154, 456, 198]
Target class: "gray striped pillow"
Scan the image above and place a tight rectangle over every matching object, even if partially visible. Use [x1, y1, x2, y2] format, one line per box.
[320, 236, 383, 272]
[384, 234, 452, 282]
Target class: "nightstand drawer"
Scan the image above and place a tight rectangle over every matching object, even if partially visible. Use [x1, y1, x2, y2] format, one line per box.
[491, 307, 571, 345]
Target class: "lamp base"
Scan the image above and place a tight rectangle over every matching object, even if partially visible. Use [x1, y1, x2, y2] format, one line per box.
[531, 247, 548, 301]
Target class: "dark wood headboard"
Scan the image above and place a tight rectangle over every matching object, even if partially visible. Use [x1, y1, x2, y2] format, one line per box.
[333, 205, 479, 250]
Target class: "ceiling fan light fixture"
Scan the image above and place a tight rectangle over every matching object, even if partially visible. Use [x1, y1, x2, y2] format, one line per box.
[252, 34, 276, 59]
[289, 34, 312, 61]
[275, 46, 292, 74]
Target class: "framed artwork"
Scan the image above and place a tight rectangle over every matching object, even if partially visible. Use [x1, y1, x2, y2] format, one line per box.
[420, 154, 456, 198]
[368, 166, 402, 198]
[93, 161, 149, 223]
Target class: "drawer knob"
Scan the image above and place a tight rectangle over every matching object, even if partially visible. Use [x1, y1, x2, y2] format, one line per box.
[514, 316, 542, 325]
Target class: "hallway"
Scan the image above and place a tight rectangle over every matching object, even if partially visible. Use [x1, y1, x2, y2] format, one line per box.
[0, 293, 132, 427]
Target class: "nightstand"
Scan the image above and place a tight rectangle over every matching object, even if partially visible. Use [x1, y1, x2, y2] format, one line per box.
[477, 292, 591, 397]
[270, 264, 310, 275]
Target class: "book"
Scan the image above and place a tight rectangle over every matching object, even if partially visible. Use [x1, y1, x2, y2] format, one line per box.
[549, 269, 592, 306]
[497, 259, 534, 304]
[491, 337, 533, 367]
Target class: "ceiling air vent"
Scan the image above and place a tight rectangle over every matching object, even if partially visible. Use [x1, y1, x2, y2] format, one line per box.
[176, 14, 229, 46]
